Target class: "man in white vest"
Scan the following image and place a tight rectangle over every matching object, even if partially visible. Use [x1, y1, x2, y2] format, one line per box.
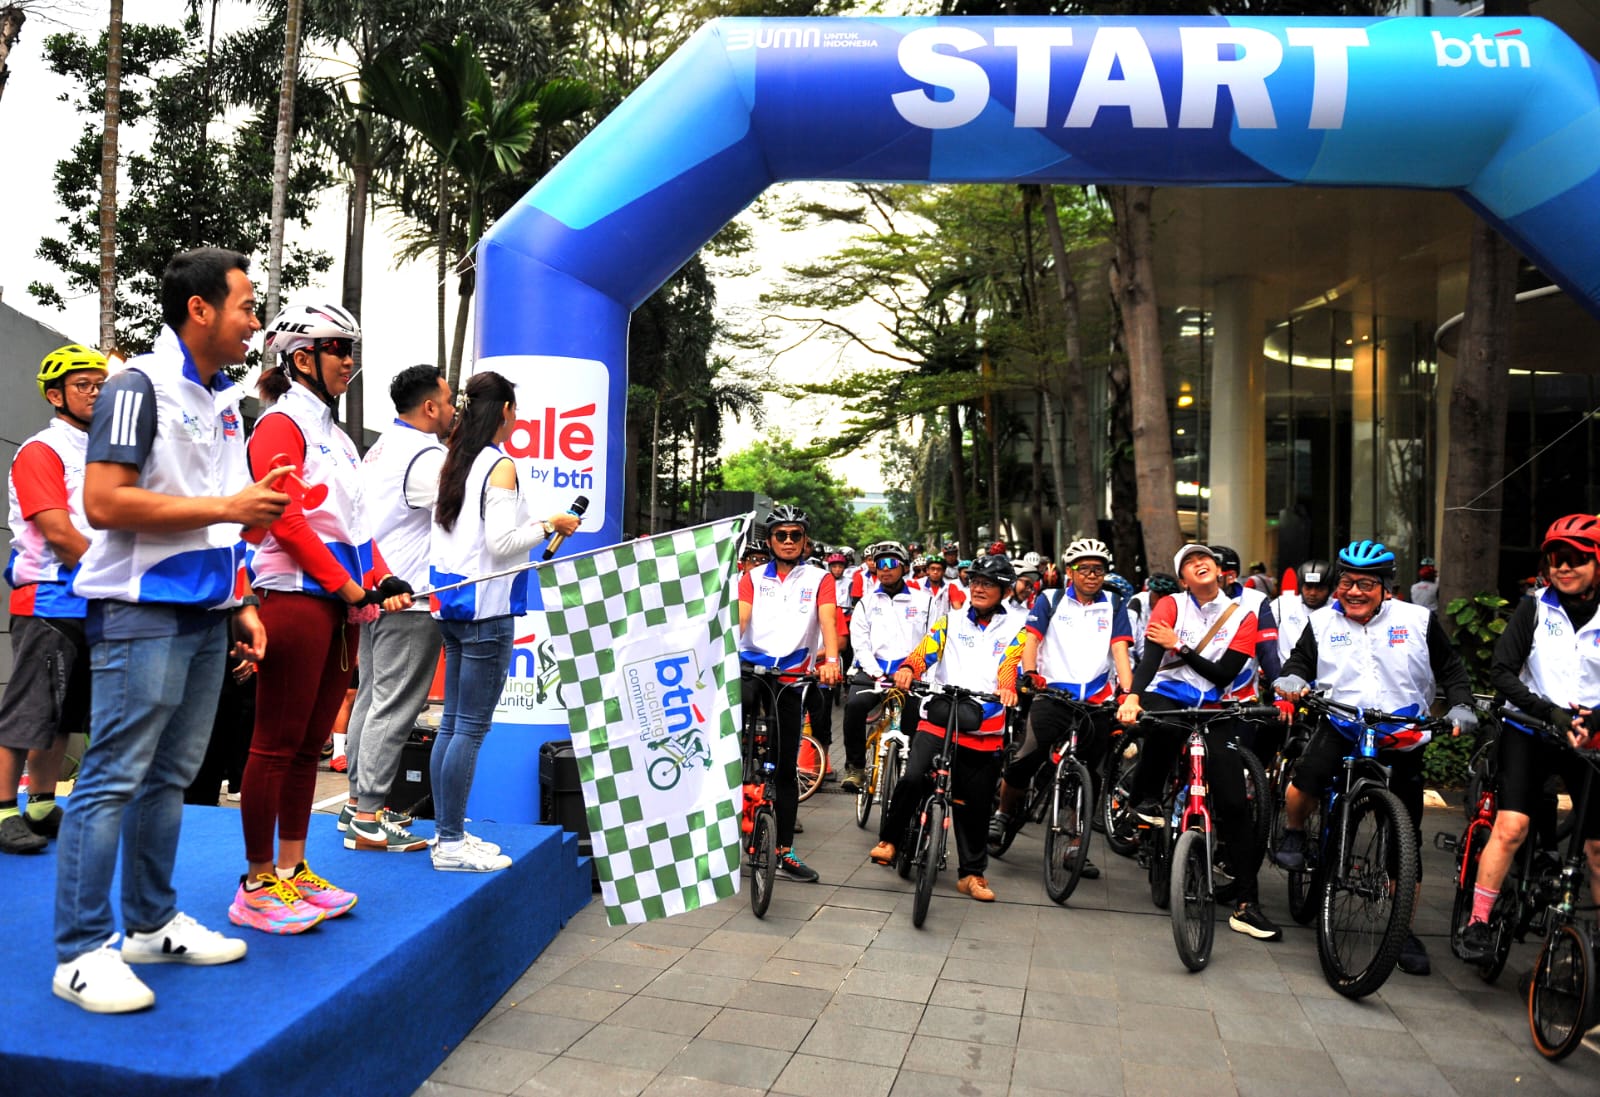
[338, 365, 454, 851]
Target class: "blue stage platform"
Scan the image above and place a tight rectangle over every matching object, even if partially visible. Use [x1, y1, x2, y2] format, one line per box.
[0, 805, 592, 1096]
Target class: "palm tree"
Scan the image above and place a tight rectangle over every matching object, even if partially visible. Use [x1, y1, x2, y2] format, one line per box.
[263, 0, 304, 322]
[97, 0, 124, 352]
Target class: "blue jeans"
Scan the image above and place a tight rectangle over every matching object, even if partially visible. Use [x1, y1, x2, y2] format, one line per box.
[433, 616, 514, 843]
[54, 618, 228, 962]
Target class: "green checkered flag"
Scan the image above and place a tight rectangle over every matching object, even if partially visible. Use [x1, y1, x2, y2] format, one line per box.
[539, 516, 749, 925]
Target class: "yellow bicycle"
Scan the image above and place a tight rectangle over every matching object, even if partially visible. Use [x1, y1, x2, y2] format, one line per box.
[855, 687, 909, 829]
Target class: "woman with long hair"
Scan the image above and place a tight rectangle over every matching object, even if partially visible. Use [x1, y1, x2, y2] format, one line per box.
[429, 371, 579, 871]
[230, 304, 413, 934]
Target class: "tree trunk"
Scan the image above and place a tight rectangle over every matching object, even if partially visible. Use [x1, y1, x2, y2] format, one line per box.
[341, 121, 370, 443]
[1107, 342, 1139, 575]
[1439, 220, 1517, 609]
[264, 0, 304, 322]
[436, 160, 449, 369]
[97, 0, 123, 351]
[649, 395, 661, 535]
[1107, 184, 1182, 573]
[1031, 396, 1045, 553]
[1039, 185, 1099, 537]
[0, 5, 25, 107]
[946, 403, 970, 552]
[448, 199, 482, 389]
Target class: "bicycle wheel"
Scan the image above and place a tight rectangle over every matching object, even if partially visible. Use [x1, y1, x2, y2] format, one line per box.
[1149, 824, 1172, 910]
[1102, 739, 1140, 858]
[1043, 758, 1094, 904]
[854, 765, 876, 829]
[912, 799, 946, 928]
[1529, 920, 1597, 1061]
[1238, 745, 1271, 873]
[880, 738, 903, 820]
[1170, 828, 1215, 972]
[1316, 786, 1417, 999]
[796, 733, 825, 803]
[1287, 790, 1324, 926]
[749, 807, 777, 919]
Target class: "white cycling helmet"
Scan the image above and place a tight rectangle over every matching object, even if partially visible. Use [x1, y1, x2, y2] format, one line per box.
[262, 302, 362, 357]
[1063, 537, 1112, 566]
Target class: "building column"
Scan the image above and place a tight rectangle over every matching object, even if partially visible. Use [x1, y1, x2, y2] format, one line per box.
[1207, 277, 1268, 567]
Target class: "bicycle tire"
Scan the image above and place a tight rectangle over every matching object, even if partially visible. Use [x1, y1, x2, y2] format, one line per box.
[912, 799, 946, 928]
[1316, 786, 1417, 999]
[1043, 758, 1094, 904]
[1149, 824, 1172, 910]
[1170, 828, 1215, 972]
[749, 808, 777, 919]
[854, 774, 875, 828]
[796, 734, 825, 803]
[881, 738, 903, 822]
[1102, 739, 1140, 858]
[1239, 744, 1271, 873]
[1529, 920, 1596, 1061]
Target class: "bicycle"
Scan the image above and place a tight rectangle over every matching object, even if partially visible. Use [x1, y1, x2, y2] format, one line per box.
[1133, 703, 1280, 971]
[1026, 688, 1118, 905]
[1293, 693, 1450, 999]
[796, 722, 827, 803]
[893, 680, 1002, 928]
[854, 687, 908, 829]
[1440, 708, 1574, 985]
[1267, 713, 1321, 925]
[739, 664, 813, 918]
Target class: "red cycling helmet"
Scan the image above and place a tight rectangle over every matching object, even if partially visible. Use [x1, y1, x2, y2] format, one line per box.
[825, 551, 847, 564]
[1542, 514, 1600, 557]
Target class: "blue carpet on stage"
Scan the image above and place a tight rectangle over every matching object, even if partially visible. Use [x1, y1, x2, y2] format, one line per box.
[0, 805, 592, 1097]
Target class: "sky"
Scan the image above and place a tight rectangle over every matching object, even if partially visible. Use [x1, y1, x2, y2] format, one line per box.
[0, 0, 897, 494]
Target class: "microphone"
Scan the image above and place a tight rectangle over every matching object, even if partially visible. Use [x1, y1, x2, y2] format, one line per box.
[541, 495, 590, 560]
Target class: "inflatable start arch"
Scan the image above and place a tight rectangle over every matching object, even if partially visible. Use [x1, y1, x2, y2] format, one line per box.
[467, 15, 1600, 815]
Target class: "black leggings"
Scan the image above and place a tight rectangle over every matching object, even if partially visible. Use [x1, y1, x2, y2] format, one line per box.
[1130, 695, 1260, 905]
[742, 672, 804, 847]
[880, 730, 1003, 879]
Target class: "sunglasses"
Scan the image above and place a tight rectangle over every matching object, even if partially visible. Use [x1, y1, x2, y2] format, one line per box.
[1547, 546, 1596, 570]
[769, 528, 805, 544]
[1335, 576, 1383, 594]
[875, 556, 904, 569]
[317, 338, 356, 358]
[1073, 565, 1106, 577]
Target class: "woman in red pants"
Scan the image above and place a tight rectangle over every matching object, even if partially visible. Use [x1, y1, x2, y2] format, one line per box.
[229, 303, 411, 934]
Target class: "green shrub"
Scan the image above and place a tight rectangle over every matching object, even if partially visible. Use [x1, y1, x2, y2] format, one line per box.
[1422, 731, 1476, 789]
[1445, 592, 1511, 694]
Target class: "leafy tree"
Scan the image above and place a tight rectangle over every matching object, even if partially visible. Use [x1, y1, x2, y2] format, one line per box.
[29, 15, 331, 358]
[717, 437, 858, 545]
[841, 506, 905, 552]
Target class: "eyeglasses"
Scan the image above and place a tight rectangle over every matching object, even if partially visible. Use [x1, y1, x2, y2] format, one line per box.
[1335, 576, 1383, 594]
[743, 555, 770, 566]
[769, 528, 805, 544]
[1073, 565, 1106, 577]
[1547, 546, 1596, 570]
[318, 338, 355, 359]
[68, 379, 105, 394]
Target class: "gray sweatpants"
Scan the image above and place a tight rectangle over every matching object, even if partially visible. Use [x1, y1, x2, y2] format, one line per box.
[347, 610, 443, 812]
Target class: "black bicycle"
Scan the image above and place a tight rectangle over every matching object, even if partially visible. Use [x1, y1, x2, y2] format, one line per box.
[894, 680, 1001, 928]
[1018, 689, 1116, 904]
[739, 664, 814, 919]
[1294, 693, 1450, 999]
[1267, 714, 1321, 925]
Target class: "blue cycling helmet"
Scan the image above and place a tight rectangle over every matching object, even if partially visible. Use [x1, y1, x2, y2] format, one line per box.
[1337, 539, 1397, 582]
[1103, 573, 1135, 600]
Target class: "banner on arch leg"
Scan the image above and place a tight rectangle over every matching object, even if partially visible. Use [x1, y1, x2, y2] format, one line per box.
[539, 516, 749, 924]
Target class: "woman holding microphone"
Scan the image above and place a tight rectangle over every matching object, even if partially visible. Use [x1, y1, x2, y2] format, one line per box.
[429, 371, 579, 872]
[230, 304, 412, 934]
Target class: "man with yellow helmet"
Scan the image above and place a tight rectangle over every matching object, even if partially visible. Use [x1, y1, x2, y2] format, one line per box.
[0, 345, 108, 855]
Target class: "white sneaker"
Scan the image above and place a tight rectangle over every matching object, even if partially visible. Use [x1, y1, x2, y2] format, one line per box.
[123, 911, 248, 965]
[53, 936, 156, 1013]
[462, 831, 502, 857]
[431, 840, 512, 872]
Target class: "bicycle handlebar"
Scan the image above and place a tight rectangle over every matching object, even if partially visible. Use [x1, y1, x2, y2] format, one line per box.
[895, 679, 1002, 706]
[1135, 702, 1280, 727]
[1299, 691, 1454, 732]
[1024, 685, 1119, 712]
[1494, 705, 1600, 765]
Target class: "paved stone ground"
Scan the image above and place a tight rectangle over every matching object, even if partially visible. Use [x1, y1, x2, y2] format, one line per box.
[410, 781, 1600, 1097]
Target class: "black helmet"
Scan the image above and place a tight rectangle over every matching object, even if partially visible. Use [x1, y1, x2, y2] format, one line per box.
[1209, 544, 1241, 573]
[765, 504, 808, 531]
[1298, 559, 1333, 587]
[1146, 572, 1181, 598]
[965, 553, 1016, 588]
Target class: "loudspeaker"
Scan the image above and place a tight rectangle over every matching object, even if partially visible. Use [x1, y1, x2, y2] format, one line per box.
[539, 739, 597, 887]
[384, 731, 435, 820]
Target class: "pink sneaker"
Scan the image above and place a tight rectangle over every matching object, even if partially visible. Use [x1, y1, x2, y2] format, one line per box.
[284, 862, 357, 918]
[227, 874, 325, 935]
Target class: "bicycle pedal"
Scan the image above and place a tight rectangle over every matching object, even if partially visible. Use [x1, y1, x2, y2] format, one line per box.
[1433, 832, 1458, 852]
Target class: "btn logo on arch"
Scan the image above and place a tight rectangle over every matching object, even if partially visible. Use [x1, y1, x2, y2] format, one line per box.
[479, 354, 610, 528]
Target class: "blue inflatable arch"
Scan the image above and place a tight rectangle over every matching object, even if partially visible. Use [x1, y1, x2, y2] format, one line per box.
[467, 14, 1600, 818]
[479, 14, 1600, 555]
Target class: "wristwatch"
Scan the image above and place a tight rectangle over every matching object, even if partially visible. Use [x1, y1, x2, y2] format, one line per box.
[1177, 644, 1192, 657]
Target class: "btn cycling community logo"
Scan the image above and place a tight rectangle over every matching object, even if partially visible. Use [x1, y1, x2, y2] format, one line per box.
[622, 650, 716, 792]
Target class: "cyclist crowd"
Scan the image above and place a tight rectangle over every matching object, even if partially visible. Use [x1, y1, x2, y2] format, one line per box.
[736, 502, 1600, 989]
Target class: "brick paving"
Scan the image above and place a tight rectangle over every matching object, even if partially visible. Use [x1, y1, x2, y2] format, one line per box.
[407, 781, 1600, 1097]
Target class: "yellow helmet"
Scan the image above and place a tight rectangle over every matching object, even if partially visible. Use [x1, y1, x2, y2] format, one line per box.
[38, 344, 109, 400]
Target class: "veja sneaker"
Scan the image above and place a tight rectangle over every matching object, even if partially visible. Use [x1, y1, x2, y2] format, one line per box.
[462, 831, 502, 857]
[53, 936, 156, 1014]
[228, 874, 325, 935]
[284, 862, 358, 918]
[123, 911, 248, 965]
[431, 840, 512, 872]
[345, 814, 429, 852]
